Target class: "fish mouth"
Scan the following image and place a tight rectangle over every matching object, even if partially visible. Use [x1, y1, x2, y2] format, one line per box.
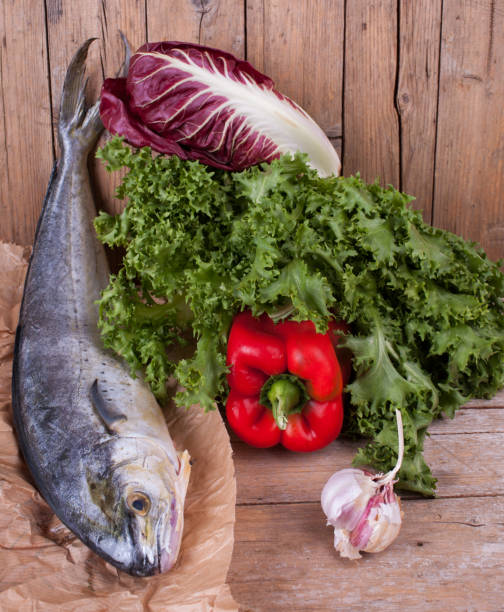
[158, 547, 177, 574]
[122, 532, 181, 577]
[157, 533, 182, 574]
[128, 561, 159, 578]
[156, 498, 183, 574]
[121, 501, 182, 576]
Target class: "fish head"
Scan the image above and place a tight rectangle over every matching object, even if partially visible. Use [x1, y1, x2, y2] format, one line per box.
[87, 438, 190, 577]
[120, 467, 183, 575]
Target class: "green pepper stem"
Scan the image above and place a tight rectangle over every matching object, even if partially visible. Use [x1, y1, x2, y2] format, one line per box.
[267, 379, 301, 431]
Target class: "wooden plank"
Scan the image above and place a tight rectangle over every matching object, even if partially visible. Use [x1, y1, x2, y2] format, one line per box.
[434, 0, 504, 263]
[0, 1, 53, 246]
[146, 0, 245, 57]
[246, 0, 344, 136]
[464, 387, 504, 408]
[343, 0, 400, 185]
[397, 0, 442, 222]
[46, 0, 147, 218]
[228, 496, 504, 611]
[427, 406, 504, 433]
[330, 138, 342, 161]
[232, 408, 504, 505]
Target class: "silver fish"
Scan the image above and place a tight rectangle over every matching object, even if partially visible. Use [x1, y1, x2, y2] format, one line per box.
[11, 40, 190, 577]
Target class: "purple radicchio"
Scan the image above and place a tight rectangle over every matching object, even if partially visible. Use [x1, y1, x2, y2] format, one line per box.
[100, 41, 340, 177]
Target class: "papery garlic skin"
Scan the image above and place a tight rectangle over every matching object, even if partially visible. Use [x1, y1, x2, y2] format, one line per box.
[334, 529, 362, 560]
[321, 409, 404, 560]
[321, 468, 376, 531]
[323, 476, 403, 559]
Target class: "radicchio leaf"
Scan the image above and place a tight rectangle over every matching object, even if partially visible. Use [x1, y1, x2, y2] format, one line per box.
[100, 41, 341, 177]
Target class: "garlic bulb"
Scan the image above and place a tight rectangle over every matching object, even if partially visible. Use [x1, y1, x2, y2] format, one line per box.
[321, 409, 404, 559]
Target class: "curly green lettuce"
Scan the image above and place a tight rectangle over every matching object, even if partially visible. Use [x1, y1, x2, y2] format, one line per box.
[95, 137, 504, 496]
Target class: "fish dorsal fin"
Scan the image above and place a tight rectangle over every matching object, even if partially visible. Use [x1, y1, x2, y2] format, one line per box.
[90, 379, 127, 433]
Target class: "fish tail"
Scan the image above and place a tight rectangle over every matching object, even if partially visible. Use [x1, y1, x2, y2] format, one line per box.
[58, 38, 103, 153]
[117, 31, 132, 78]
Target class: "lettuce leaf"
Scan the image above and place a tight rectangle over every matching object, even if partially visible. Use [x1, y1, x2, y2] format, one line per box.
[95, 137, 504, 495]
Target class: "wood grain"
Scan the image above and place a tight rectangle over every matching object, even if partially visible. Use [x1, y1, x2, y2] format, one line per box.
[229, 496, 504, 611]
[397, 0, 442, 222]
[146, 0, 245, 57]
[464, 387, 504, 408]
[0, 1, 53, 246]
[433, 0, 504, 263]
[343, 0, 400, 186]
[246, 0, 344, 136]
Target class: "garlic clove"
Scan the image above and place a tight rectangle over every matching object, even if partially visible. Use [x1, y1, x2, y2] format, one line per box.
[332, 488, 403, 559]
[362, 489, 403, 554]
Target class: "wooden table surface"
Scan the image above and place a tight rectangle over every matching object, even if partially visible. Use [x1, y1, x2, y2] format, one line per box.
[228, 390, 504, 610]
[2, 2, 504, 610]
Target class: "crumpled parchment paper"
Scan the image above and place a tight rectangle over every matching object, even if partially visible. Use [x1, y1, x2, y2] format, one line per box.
[0, 241, 238, 611]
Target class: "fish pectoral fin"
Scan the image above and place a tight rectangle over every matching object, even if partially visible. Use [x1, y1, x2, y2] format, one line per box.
[90, 379, 127, 433]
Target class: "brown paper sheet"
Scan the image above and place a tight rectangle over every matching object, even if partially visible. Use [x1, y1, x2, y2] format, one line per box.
[0, 242, 239, 611]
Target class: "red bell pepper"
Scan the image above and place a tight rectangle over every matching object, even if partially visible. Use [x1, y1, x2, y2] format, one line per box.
[225, 310, 350, 452]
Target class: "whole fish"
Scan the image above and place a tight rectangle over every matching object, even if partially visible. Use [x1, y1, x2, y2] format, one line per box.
[12, 40, 190, 577]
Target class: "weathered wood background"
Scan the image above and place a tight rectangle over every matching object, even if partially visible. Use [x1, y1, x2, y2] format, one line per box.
[1, 1, 504, 610]
[1, 0, 504, 262]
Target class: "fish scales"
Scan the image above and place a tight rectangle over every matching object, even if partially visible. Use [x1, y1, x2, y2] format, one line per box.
[12, 40, 190, 577]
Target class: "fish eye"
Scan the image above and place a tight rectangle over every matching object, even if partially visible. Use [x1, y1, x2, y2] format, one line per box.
[126, 492, 151, 516]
